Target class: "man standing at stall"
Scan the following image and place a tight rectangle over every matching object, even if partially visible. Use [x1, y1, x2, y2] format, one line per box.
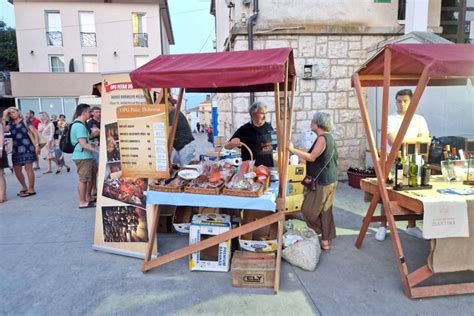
[225, 101, 274, 167]
[168, 97, 196, 166]
[375, 89, 430, 241]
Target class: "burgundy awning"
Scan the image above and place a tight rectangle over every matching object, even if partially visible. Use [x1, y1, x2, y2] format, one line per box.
[130, 48, 296, 93]
[355, 44, 474, 87]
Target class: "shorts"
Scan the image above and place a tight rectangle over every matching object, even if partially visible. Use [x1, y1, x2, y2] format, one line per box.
[74, 159, 95, 182]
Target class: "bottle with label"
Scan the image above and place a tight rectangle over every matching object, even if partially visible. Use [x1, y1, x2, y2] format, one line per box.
[445, 144, 452, 159]
[394, 151, 404, 188]
[408, 154, 418, 187]
[401, 150, 408, 177]
[421, 155, 431, 186]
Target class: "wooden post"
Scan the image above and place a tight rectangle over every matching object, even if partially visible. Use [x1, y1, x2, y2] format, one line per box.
[353, 73, 412, 297]
[274, 83, 282, 175]
[142, 211, 285, 272]
[143, 88, 153, 104]
[380, 48, 391, 178]
[144, 205, 161, 264]
[167, 88, 184, 162]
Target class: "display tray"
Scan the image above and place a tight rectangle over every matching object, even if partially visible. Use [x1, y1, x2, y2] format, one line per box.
[393, 184, 433, 191]
[184, 184, 224, 195]
[149, 184, 185, 193]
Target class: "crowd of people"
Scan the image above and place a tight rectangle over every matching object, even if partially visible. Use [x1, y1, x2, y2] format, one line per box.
[1, 89, 426, 251]
[0, 105, 100, 209]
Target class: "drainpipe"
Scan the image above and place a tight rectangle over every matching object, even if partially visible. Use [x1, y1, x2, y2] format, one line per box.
[247, 0, 259, 105]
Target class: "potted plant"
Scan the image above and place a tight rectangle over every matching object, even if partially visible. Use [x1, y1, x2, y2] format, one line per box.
[347, 167, 376, 189]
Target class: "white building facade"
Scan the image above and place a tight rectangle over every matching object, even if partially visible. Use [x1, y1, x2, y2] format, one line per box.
[10, 0, 174, 120]
[211, 0, 443, 174]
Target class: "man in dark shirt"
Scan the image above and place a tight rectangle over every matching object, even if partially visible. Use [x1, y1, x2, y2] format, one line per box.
[86, 107, 101, 146]
[168, 98, 195, 166]
[225, 102, 274, 167]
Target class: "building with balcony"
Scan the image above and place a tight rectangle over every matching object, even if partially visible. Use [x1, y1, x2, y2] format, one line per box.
[210, 0, 451, 173]
[9, 0, 174, 120]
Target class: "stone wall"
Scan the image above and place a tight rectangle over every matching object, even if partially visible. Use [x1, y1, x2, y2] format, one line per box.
[215, 34, 390, 176]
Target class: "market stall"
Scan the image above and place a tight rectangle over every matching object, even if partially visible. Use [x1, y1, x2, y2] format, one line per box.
[129, 48, 297, 293]
[352, 43, 474, 298]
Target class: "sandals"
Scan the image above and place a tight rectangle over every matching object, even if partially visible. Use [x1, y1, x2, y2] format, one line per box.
[19, 191, 36, 198]
[17, 189, 28, 196]
[79, 201, 96, 209]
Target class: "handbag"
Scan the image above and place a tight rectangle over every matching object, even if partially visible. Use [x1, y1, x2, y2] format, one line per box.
[301, 147, 335, 191]
[23, 121, 46, 149]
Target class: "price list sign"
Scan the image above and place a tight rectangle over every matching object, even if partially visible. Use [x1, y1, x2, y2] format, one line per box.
[116, 104, 170, 179]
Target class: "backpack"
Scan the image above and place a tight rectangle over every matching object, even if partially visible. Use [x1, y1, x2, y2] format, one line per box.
[59, 121, 85, 154]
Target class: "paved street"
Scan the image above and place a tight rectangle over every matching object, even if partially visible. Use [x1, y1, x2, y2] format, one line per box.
[1, 132, 473, 315]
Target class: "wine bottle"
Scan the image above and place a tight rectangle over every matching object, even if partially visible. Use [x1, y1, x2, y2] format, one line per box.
[401, 150, 408, 177]
[394, 151, 403, 188]
[408, 154, 418, 187]
[421, 155, 431, 186]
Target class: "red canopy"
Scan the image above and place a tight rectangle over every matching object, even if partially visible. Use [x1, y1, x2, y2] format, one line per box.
[130, 48, 296, 93]
[355, 44, 474, 87]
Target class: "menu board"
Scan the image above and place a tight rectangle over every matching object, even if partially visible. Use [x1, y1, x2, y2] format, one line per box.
[116, 104, 169, 179]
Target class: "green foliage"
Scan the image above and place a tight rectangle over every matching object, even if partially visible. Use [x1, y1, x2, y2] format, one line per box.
[0, 20, 19, 71]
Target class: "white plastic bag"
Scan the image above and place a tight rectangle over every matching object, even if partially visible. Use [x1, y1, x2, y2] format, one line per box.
[282, 227, 321, 271]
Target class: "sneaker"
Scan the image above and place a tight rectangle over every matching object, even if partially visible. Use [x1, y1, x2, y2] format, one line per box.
[405, 226, 424, 239]
[375, 227, 387, 241]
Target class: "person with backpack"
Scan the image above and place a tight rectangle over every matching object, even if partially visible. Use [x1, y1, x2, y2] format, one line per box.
[69, 104, 99, 209]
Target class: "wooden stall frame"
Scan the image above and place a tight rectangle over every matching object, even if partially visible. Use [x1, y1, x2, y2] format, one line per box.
[140, 58, 295, 294]
[353, 47, 474, 298]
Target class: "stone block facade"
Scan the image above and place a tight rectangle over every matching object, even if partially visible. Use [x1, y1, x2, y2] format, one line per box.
[215, 34, 389, 176]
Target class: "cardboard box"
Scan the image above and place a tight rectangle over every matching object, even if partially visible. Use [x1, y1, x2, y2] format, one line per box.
[287, 164, 306, 182]
[287, 182, 304, 196]
[189, 214, 231, 272]
[231, 251, 275, 288]
[239, 210, 278, 252]
[285, 194, 304, 212]
[172, 206, 193, 234]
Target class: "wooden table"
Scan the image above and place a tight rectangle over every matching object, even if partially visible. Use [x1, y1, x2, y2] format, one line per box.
[356, 176, 474, 298]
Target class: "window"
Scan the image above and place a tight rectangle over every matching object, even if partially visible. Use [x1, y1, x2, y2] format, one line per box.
[46, 11, 62, 46]
[63, 97, 78, 120]
[83, 55, 99, 72]
[79, 11, 96, 47]
[41, 98, 63, 116]
[18, 98, 40, 116]
[134, 55, 149, 68]
[132, 13, 148, 47]
[50, 55, 65, 72]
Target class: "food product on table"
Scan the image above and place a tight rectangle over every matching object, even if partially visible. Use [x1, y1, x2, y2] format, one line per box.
[186, 161, 234, 189]
[226, 161, 269, 192]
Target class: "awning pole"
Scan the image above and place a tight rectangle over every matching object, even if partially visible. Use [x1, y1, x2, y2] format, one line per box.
[380, 48, 392, 177]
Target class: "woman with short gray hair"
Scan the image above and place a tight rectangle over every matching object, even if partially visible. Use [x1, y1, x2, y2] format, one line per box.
[225, 101, 275, 167]
[289, 112, 338, 251]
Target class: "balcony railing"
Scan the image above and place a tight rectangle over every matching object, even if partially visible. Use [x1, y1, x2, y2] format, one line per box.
[80, 32, 97, 47]
[46, 31, 63, 47]
[133, 33, 148, 47]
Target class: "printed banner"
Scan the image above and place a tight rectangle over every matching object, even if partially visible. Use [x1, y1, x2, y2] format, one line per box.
[116, 104, 169, 179]
[93, 72, 162, 259]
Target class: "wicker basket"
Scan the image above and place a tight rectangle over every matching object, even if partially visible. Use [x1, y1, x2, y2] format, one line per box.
[184, 184, 224, 195]
[149, 183, 185, 193]
[217, 142, 253, 161]
[223, 177, 270, 198]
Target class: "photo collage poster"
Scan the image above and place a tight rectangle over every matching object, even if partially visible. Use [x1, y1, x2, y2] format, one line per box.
[93, 72, 163, 259]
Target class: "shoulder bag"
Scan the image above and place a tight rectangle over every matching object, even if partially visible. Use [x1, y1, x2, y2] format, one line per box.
[301, 147, 335, 191]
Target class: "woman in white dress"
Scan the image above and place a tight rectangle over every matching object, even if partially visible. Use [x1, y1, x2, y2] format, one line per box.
[38, 112, 55, 174]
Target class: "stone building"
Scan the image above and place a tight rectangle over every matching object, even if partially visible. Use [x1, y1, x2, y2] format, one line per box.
[210, 0, 443, 174]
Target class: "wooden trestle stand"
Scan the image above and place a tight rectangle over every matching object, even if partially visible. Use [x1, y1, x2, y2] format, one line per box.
[353, 44, 474, 298]
[129, 48, 297, 294]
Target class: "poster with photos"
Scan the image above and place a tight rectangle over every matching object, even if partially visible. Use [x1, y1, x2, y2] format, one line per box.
[93, 72, 158, 259]
[102, 206, 149, 243]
